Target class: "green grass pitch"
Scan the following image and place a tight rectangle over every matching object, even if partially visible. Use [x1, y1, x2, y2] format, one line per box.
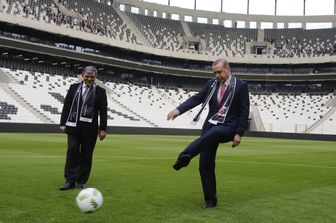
[0, 133, 335, 223]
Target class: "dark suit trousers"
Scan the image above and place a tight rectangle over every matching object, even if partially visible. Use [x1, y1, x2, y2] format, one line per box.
[181, 124, 235, 202]
[64, 134, 97, 184]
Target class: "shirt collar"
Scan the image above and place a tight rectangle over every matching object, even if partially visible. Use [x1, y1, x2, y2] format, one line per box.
[82, 83, 90, 89]
[223, 75, 231, 86]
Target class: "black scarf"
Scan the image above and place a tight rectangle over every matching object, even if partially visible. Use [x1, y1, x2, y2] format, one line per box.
[191, 79, 218, 125]
[66, 82, 96, 127]
[208, 76, 237, 125]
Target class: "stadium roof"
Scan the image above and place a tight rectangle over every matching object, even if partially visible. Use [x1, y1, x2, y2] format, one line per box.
[116, 0, 336, 29]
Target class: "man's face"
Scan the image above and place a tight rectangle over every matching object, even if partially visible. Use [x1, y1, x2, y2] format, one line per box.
[212, 63, 230, 83]
[82, 71, 96, 86]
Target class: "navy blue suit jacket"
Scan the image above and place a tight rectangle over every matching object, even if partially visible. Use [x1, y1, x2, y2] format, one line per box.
[176, 77, 250, 136]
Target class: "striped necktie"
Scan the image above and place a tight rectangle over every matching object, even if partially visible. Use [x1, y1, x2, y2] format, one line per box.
[82, 86, 89, 101]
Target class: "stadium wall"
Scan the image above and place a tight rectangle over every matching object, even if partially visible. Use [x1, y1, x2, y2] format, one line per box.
[1, 36, 336, 81]
[0, 123, 335, 141]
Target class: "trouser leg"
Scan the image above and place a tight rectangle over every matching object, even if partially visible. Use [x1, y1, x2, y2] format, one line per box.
[181, 125, 235, 202]
[77, 136, 97, 184]
[64, 134, 80, 182]
[182, 125, 235, 158]
[199, 143, 219, 202]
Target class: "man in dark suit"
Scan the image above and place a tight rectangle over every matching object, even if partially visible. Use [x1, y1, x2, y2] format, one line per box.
[59, 66, 107, 190]
[167, 58, 250, 208]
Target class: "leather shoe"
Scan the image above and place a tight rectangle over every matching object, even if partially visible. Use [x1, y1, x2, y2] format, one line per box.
[78, 183, 87, 189]
[59, 182, 76, 190]
[173, 153, 191, 170]
[202, 200, 217, 209]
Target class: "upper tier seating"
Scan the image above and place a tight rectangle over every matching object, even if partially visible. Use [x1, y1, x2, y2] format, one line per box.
[187, 22, 258, 57]
[126, 12, 185, 51]
[58, 0, 140, 44]
[1, 0, 140, 44]
[265, 28, 336, 58]
[1, 0, 335, 58]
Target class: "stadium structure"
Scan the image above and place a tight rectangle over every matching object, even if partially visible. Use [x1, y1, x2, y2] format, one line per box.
[0, 0, 335, 136]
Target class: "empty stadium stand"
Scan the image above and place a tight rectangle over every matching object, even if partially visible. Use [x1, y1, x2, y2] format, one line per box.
[265, 28, 336, 58]
[126, 12, 185, 51]
[0, 64, 207, 128]
[187, 22, 258, 57]
[0, 0, 335, 135]
[1, 62, 335, 134]
[250, 92, 335, 133]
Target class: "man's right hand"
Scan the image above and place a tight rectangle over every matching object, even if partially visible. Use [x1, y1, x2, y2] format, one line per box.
[167, 109, 180, 121]
[60, 126, 66, 133]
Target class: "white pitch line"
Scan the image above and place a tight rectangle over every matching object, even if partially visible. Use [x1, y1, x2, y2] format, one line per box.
[218, 160, 336, 169]
[1, 155, 335, 169]
[0, 155, 63, 158]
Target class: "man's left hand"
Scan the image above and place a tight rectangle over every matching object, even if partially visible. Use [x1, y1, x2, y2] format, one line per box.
[99, 130, 107, 141]
[232, 134, 241, 147]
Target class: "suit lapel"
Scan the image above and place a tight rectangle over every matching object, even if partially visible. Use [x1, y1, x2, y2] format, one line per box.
[210, 81, 221, 108]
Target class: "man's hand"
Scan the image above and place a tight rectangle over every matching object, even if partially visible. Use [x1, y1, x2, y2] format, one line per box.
[60, 126, 66, 133]
[99, 130, 107, 141]
[232, 134, 242, 148]
[167, 109, 180, 121]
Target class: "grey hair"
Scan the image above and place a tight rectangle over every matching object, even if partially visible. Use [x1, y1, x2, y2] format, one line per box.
[82, 65, 98, 75]
[212, 58, 230, 70]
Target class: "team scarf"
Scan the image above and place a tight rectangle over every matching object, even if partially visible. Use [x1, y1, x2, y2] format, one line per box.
[191, 79, 218, 125]
[208, 76, 237, 125]
[66, 82, 96, 127]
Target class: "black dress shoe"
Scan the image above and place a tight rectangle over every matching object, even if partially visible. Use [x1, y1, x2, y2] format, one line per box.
[59, 182, 76, 190]
[173, 154, 191, 170]
[78, 184, 87, 189]
[202, 200, 217, 209]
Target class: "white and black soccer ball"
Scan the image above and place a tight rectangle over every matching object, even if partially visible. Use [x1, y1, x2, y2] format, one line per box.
[76, 188, 103, 213]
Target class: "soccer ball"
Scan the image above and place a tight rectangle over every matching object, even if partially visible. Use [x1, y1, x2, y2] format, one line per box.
[76, 188, 103, 213]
